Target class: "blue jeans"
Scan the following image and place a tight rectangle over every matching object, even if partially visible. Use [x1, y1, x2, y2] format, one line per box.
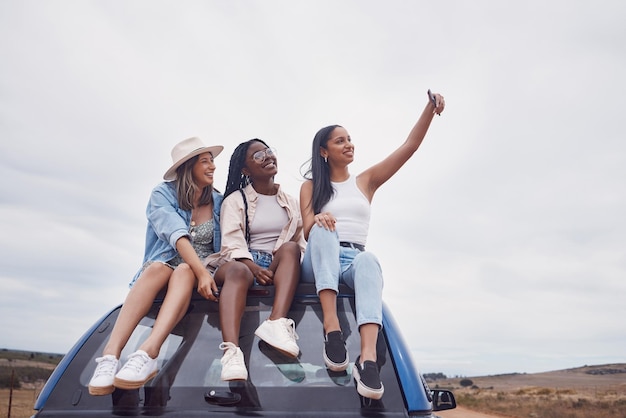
[301, 225, 383, 327]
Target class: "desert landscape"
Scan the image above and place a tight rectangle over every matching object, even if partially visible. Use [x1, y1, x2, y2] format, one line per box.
[2, 350, 625, 418]
[429, 364, 626, 417]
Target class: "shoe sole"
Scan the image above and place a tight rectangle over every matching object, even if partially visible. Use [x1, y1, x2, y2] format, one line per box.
[254, 329, 299, 358]
[113, 370, 158, 390]
[323, 349, 349, 372]
[221, 372, 248, 381]
[88, 384, 115, 396]
[352, 366, 384, 400]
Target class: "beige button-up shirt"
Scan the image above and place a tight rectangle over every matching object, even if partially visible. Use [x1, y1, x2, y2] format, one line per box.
[205, 183, 305, 268]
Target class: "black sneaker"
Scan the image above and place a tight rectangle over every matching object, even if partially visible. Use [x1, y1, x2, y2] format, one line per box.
[323, 331, 349, 371]
[352, 356, 384, 400]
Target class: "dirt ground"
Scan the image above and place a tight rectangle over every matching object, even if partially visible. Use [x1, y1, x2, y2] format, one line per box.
[437, 406, 508, 418]
[433, 364, 626, 392]
[431, 364, 626, 418]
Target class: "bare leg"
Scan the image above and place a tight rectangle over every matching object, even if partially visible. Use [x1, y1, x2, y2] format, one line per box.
[102, 263, 173, 358]
[138, 263, 196, 359]
[268, 242, 300, 320]
[359, 323, 379, 363]
[214, 261, 253, 345]
[319, 289, 341, 335]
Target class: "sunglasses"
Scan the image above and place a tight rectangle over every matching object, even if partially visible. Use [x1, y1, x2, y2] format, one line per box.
[251, 147, 276, 164]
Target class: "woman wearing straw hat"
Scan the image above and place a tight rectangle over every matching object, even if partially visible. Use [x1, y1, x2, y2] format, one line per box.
[88, 137, 224, 395]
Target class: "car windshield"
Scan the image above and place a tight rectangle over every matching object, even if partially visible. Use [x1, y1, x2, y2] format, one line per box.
[71, 288, 407, 414]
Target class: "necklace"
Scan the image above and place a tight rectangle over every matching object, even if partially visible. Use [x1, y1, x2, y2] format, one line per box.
[191, 204, 212, 227]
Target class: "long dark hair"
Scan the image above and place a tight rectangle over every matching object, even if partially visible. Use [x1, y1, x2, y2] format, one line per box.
[224, 138, 270, 198]
[174, 155, 214, 210]
[302, 125, 341, 214]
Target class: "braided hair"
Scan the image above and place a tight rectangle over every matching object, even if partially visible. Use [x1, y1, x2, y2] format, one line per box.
[302, 125, 341, 214]
[223, 138, 270, 198]
[223, 138, 270, 244]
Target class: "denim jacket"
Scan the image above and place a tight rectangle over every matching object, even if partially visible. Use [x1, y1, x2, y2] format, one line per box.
[130, 181, 223, 286]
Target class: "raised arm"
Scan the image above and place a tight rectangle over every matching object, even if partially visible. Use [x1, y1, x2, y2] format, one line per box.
[359, 91, 445, 200]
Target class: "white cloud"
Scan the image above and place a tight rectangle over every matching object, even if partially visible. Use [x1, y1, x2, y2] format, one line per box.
[1, 0, 625, 376]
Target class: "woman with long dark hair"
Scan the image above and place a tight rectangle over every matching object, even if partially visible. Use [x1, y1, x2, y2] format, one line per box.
[300, 91, 445, 399]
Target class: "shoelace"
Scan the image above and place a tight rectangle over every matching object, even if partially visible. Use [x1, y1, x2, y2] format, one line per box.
[93, 357, 117, 377]
[219, 343, 244, 366]
[122, 352, 150, 373]
[282, 318, 299, 340]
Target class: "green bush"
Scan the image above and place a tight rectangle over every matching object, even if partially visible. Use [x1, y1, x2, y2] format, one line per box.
[0, 366, 52, 388]
[0, 369, 22, 389]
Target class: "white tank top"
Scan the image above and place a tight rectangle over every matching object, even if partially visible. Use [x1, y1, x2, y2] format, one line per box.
[321, 175, 370, 245]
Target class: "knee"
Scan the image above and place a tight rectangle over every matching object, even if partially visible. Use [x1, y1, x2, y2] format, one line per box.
[276, 241, 301, 259]
[141, 262, 172, 278]
[171, 264, 195, 286]
[354, 252, 382, 274]
[175, 263, 193, 274]
[309, 224, 337, 243]
[223, 261, 254, 285]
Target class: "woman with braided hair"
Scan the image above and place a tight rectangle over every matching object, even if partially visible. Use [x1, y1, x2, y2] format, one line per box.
[206, 138, 304, 381]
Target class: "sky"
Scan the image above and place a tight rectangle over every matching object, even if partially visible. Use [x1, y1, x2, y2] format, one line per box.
[1, 1, 625, 378]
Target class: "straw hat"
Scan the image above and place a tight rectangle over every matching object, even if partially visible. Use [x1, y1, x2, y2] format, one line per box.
[163, 137, 223, 181]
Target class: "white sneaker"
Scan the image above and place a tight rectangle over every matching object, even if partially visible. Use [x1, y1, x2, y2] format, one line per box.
[254, 317, 300, 358]
[113, 350, 158, 390]
[88, 355, 119, 396]
[219, 342, 248, 381]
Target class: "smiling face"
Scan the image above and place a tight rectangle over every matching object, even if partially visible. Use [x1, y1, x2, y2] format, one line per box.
[321, 126, 354, 165]
[242, 140, 278, 180]
[191, 151, 216, 188]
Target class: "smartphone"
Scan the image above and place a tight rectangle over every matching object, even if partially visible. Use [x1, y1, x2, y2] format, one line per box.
[428, 89, 440, 115]
[428, 89, 437, 107]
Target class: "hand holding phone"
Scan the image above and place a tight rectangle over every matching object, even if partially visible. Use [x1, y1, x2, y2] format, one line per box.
[428, 89, 440, 115]
[428, 89, 436, 106]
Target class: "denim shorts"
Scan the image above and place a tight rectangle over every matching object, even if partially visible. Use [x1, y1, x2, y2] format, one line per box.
[250, 249, 273, 269]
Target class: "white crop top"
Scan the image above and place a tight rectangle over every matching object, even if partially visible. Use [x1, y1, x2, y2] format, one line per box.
[321, 175, 370, 245]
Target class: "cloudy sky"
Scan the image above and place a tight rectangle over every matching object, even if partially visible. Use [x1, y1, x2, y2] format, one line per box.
[1, 1, 625, 378]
